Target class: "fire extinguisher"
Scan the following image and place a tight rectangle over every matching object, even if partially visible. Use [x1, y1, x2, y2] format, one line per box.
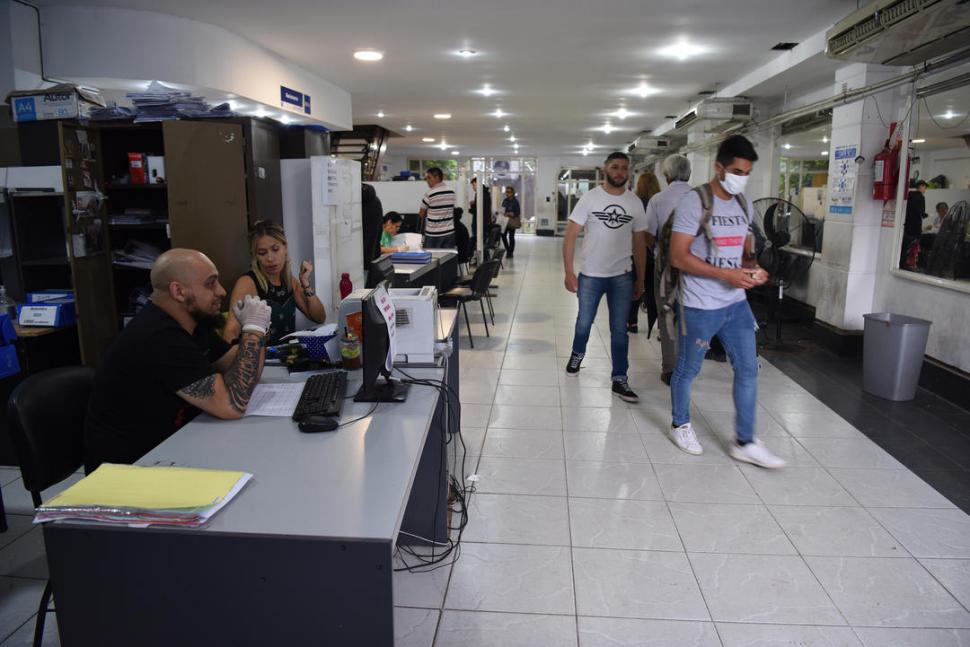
[873, 122, 901, 202]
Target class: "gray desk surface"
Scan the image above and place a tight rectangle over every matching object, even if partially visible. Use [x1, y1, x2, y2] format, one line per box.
[135, 366, 443, 542]
[438, 308, 458, 341]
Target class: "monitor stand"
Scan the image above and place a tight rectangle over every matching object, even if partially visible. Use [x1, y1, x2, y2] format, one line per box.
[354, 377, 411, 403]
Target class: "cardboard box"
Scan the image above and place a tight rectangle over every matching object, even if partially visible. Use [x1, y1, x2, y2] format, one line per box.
[7, 84, 106, 123]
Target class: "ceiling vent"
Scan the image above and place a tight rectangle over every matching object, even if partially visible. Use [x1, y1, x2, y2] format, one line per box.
[628, 137, 671, 154]
[826, 0, 970, 66]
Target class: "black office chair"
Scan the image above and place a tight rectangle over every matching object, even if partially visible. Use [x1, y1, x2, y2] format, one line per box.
[440, 260, 498, 349]
[7, 366, 96, 647]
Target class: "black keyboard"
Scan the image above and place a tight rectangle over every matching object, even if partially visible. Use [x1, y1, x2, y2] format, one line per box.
[292, 371, 347, 421]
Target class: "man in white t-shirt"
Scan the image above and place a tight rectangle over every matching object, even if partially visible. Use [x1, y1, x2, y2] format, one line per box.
[645, 154, 693, 384]
[667, 135, 785, 468]
[562, 152, 647, 402]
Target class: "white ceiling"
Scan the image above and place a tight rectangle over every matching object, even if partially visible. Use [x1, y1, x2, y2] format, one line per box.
[43, 0, 858, 157]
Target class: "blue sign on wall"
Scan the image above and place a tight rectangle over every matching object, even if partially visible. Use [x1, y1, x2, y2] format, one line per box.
[303, 95, 311, 115]
[280, 86, 304, 108]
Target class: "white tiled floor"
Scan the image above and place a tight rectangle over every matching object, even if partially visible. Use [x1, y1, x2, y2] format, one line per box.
[0, 236, 968, 645]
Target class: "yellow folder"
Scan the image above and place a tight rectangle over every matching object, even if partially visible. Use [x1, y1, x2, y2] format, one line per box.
[42, 463, 248, 511]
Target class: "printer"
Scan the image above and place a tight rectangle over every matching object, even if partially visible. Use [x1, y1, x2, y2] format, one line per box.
[338, 286, 439, 365]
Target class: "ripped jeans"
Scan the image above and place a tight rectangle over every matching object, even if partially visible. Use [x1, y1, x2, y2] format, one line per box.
[670, 300, 759, 444]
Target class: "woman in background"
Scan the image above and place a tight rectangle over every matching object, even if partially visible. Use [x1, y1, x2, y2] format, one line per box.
[628, 171, 661, 333]
[223, 220, 326, 345]
[501, 186, 521, 258]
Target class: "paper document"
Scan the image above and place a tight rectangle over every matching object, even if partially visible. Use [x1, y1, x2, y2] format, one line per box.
[372, 284, 397, 372]
[245, 382, 305, 417]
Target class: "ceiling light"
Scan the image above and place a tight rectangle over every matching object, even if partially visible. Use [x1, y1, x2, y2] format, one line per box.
[353, 50, 383, 62]
[582, 148, 589, 156]
[405, 124, 413, 132]
[602, 123, 614, 134]
[377, 111, 385, 118]
[451, 150, 460, 155]
[634, 83, 660, 98]
[434, 113, 452, 120]
[587, 140, 594, 148]
[478, 84, 496, 97]
[657, 38, 707, 61]
[457, 49, 477, 57]
[493, 108, 505, 118]
[821, 151, 829, 155]
[911, 138, 926, 144]
[503, 125, 510, 132]
[615, 108, 630, 120]
[822, 136, 829, 143]
[422, 137, 435, 142]
[942, 110, 956, 119]
[439, 140, 448, 150]
[783, 143, 792, 150]
[509, 135, 516, 142]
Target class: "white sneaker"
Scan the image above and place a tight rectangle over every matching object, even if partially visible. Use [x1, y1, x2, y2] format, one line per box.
[668, 423, 703, 455]
[729, 440, 786, 469]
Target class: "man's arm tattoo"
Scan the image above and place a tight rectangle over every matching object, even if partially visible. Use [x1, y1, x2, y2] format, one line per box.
[224, 333, 262, 413]
[180, 374, 216, 399]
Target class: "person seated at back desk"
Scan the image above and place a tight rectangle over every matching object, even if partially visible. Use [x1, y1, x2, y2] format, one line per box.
[223, 220, 326, 345]
[84, 249, 272, 473]
[380, 211, 410, 254]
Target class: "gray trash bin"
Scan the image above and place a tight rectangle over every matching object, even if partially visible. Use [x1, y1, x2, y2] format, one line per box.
[862, 313, 931, 401]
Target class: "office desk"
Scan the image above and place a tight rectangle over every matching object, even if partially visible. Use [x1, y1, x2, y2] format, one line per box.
[44, 319, 460, 646]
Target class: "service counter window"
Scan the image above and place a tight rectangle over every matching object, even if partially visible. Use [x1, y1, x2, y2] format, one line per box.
[896, 75, 970, 287]
[775, 121, 831, 256]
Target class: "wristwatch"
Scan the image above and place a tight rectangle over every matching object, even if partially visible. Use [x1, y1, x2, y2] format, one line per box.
[303, 286, 316, 297]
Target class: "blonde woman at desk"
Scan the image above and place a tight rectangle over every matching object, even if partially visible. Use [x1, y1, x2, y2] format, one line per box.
[223, 220, 326, 345]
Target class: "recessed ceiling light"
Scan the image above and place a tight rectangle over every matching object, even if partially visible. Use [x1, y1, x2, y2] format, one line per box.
[822, 136, 829, 143]
[457, 49, 477, 57]
[657, 38, 707, 61]
[634, 83, 660, 98]
[405, 124, 413, 132]
[615, 108, 630, 120]
[582, 148, 589, 156]
[439, 140, 449, 150]
[942, 110, 956, 119]
[602, 123, 614, 134]
[911, 138, 925, 144]
[422, 137, 435, 142]
[477, 84, 496, 97]
[783, 143, 792, 150]
[377, 111, 385, 118]
[353, 50, 383, 62]
[451, 150, 460, 155]
[821, 151, 829, 155]
[493, 109, 505, 118]
[503, 125, 510, 132]
[509, 135, 516, 142]
[433, 113, 452, 120]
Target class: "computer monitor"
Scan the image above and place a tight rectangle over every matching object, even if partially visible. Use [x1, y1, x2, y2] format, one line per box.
[353, 290, 410, 403]
[365, 255, 395, 289]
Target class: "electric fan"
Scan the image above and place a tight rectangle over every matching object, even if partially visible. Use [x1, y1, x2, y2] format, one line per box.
[751, 198, 822, 351]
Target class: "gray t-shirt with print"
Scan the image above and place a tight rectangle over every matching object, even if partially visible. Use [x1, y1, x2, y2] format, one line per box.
[671, 189, 753, 310]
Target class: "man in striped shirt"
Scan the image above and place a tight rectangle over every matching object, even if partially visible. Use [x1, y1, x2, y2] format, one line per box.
[419, 167, 457, 248]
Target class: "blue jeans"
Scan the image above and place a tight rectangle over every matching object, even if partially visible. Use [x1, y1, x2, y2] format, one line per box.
[571, 272, 634, 380]
[670, 300, 759, 443]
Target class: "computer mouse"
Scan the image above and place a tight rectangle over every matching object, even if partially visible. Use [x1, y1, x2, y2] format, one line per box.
[298, 415, 339, 433]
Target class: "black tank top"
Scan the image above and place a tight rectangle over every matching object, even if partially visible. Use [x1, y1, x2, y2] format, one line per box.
[246, 270, 296, 345]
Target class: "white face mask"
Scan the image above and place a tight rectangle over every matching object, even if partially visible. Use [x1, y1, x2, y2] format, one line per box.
[720, 172, 748, 195]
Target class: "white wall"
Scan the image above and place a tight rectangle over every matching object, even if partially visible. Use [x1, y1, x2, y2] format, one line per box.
[380, 154, 409, 179]
[39, 6, 351, 129]
[369, 181, 428, 214]
[915, 147, 970, 190]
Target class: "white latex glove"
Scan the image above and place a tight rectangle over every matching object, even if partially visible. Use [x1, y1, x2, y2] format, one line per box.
[233, 294, 272, 335]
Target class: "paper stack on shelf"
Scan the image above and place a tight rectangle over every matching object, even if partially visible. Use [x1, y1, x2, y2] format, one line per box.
[34, 463, 252, 528]
[127, 81, 211, 123]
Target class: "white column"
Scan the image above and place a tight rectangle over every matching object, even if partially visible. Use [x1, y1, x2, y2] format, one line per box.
[815, 63, 907, 330]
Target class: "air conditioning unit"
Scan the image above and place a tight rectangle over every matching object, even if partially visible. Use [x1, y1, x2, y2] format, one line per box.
[826, 0, 970, 66]
[628, 137, 671, 154]
[696, 99, 754, 121]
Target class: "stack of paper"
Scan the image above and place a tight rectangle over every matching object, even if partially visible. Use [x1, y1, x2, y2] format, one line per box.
[34, 464, 252, 528]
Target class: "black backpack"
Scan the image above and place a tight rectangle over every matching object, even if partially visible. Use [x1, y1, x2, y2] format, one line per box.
[655, 183, 749, 337]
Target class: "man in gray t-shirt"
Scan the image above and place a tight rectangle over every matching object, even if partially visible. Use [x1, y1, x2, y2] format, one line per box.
[666, 135, 785, 469]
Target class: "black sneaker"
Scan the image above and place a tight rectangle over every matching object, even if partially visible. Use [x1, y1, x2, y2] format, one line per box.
[661, 371, 672, 386]
[565, 352, 584, 376]
[612, 378, 639, 403]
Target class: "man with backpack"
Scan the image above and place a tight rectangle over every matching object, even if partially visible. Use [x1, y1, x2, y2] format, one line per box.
[645, 154, 693, 385]
[563, 151, 647, 403]
[664, 135, 785, 468]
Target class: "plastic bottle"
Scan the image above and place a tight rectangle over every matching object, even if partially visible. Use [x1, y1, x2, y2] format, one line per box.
[0, 286, 16, 323]
[339, 272, 353, 299]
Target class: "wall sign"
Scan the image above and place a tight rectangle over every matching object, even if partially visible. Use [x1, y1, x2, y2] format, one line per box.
[829, 144, 858, 216]
[280, 86, 312, 115]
